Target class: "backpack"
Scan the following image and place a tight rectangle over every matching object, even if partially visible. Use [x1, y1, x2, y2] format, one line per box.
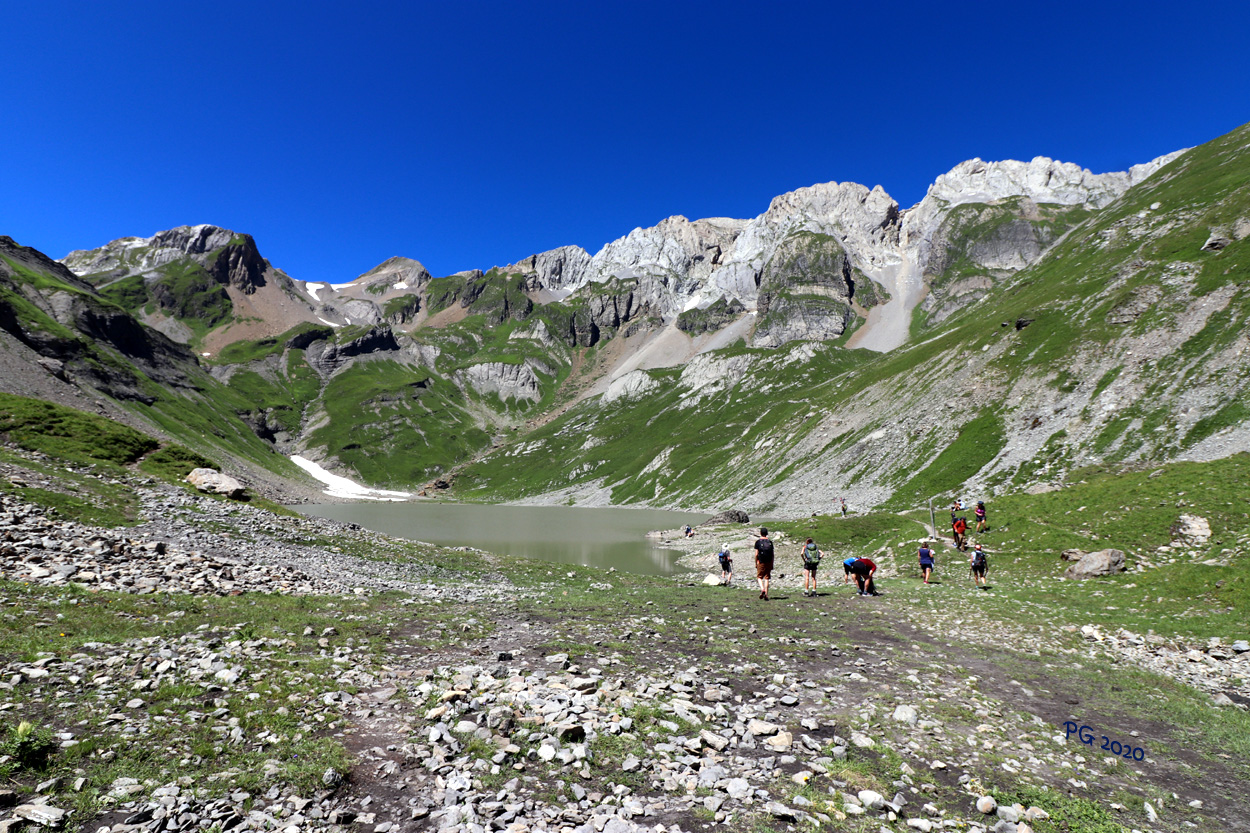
[972, 549, 987, 569]
[756, 538, 774, 559]
[803, 542, 822, 564]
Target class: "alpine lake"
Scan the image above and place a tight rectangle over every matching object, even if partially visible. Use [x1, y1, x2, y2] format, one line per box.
[296, 502, 710, 575]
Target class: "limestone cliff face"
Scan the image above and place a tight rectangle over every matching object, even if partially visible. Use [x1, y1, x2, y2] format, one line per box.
[506, 157, 1171, 350]
[304, 326, 402, 377]
[502, 152, 1184, 350]
[455, 360, 551, 402]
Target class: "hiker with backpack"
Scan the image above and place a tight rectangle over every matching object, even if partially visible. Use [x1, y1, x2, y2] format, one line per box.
[843, 556, 858, 585]
[917, 540, 936, 584]
[849, 556, 878, 596]
[970, 543, 989, 587]
[800, 538, 823, 596]
[753, 528, 775, 600]
[717, 543, 733, 586]
[952, 516, 968, 551]
[975, 501, 988, 534]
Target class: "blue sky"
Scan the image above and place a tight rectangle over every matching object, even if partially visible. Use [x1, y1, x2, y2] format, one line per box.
[3, 1, 1247, 283]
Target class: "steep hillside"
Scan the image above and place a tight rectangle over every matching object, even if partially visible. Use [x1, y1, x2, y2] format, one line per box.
[456, 124, 1250, 513]
[0, 237, 311, 497]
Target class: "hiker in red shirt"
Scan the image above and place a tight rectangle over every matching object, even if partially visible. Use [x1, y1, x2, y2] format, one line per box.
[952, 516, 968, 552]
[849, 557, 877, 596]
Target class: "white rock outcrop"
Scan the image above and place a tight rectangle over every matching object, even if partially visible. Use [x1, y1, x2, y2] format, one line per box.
[603, 370, 660, 404]
[456, 361, 549, 402]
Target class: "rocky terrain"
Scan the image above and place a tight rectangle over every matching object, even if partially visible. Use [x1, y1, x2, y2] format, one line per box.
[2, 434, 1248, 833]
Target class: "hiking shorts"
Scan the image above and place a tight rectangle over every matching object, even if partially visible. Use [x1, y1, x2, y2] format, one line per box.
[756, 559, 773, 579]
[972, 563, 987, 576]
[803, 561, 819, 574]
[719, 556, 732, 571]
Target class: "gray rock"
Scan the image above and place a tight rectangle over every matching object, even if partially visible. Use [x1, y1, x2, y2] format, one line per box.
[1065, 549, 1127, 579]
[13, 805, 67, 828]
[892, 705, 918, 724]
[746, 718, 780, 736]
[185, 469, 247, 499]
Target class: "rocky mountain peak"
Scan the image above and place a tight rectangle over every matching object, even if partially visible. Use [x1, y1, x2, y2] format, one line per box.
[353, 256, 432, 289]
[61, 224, 270, 294]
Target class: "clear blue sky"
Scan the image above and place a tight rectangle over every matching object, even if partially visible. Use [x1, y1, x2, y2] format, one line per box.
[3, 1, 1247, 283]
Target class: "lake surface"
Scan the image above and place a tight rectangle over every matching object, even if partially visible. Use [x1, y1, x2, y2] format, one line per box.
[296, 502, 710, 575]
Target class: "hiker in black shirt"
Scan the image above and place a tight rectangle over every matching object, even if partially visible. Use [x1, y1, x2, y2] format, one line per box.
[753, 528, 775, 600]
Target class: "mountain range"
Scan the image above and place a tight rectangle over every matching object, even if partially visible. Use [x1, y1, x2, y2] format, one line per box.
[1, 121, 1247, 513]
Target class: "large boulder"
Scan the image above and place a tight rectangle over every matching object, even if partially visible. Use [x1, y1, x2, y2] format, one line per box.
[1065, 548, 1127, 579]
[186, 468, 246, 499]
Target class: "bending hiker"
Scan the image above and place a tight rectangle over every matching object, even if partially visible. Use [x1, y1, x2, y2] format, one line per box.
[800, 538, 823, 596]
[843, 556, 858, 585]
[970, 543, 989, 587]
[952, 515, 968, 551]
[684, 524, 693, 538]
[975, 501, 988, 534]
[754, 528, 775, 600]
[717, 543, 733, 586]
[850, 556, 878, 596]
[918, 541, 936, 584]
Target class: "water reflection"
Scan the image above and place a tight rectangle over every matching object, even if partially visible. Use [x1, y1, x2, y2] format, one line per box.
[296, 502, 709, 576]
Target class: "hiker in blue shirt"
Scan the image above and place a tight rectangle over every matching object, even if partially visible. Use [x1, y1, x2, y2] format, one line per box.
[843, 556, 858, 585]
[918, 541, 936, 584]
[717, 543, 733, 586]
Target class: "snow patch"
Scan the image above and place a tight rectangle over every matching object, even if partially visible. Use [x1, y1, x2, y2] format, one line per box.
[305, 283, 328, 302]
[291, 456, 410, 501]
[394, 282, 408, 290]
[316, 317, 342, 328]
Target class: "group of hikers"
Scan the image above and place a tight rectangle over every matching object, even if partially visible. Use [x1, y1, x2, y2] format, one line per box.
[713, 499, 991, 597]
